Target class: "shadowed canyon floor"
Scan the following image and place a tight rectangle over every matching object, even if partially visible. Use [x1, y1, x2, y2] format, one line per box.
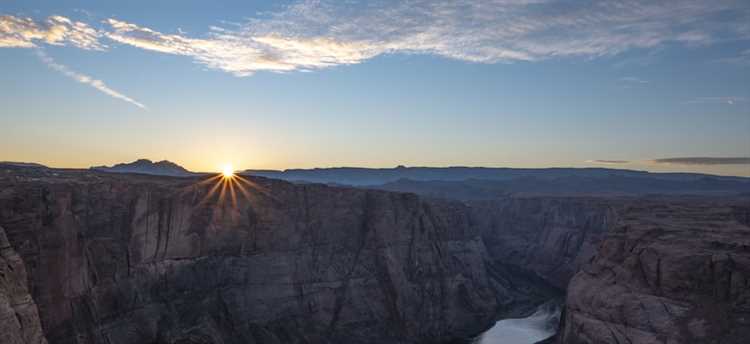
[0, 165, 748, 343]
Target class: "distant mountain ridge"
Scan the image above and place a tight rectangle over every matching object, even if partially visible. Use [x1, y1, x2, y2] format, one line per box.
[243, 166, 750, 198]
[244, 166, 750, 185]
[9, 161, 749, 196]
[92, 159, 194, 177]
[0, 161, 48, 168]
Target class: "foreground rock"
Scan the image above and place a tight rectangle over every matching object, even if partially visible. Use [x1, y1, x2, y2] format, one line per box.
[0, 170, 499, 344]
[0, 225, 47, 344]
[559, 199, 750, 343]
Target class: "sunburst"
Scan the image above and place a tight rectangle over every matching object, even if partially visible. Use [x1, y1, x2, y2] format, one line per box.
[222, 164, 234, 178]
[186, 164, 273, 210]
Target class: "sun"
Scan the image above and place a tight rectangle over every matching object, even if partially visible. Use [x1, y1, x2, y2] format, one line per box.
[222, 164, 234, 178]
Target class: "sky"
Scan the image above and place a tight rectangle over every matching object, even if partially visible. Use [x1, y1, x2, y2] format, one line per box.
[1, 0, 749, 176]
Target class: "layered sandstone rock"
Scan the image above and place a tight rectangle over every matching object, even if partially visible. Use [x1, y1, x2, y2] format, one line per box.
[0, 170, 499, 344]
[559, 199, 750, 343]
[0, 225, 47, 344]
[2, 167, 748, 344]
[469, 198, 618, 290]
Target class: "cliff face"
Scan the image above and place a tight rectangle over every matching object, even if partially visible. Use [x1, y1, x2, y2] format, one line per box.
[0, 170, 498, 344]
[559, 199, 750, 343]
[469, 197, 750, 344]
[469, 198, 618, 290]
[0, 225, 47, 344]
[2, 168, 749, 344]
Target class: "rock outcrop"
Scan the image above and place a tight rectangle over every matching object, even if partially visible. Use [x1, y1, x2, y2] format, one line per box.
[0, 225, 47, 344]
[470, 198, 618, 290]
[0, 170, 499, 344]
[559, 199, 750, 343]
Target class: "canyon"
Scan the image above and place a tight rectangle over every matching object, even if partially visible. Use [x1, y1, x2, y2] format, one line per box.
[0, 165, 748, 343]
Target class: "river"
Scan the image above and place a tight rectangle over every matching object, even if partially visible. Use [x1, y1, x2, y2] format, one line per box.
[472, 302, 560, 344]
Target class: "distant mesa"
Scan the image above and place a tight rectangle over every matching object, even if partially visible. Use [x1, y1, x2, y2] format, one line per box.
[651, 157, 750, 165]
[0, 161, 48, 168]
[242, 165, 750, 186]
[242, 165, 750, 198]
[587, 160, 629, 164]
[92, 159, 195, 177]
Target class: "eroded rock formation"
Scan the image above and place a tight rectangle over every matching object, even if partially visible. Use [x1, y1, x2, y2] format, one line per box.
[559, 199, 750, 343]
[1, 167, 748, 344]
[0, 225, 47, 344]
[470, 198, 618, 290]
[0, 170, 499, 344]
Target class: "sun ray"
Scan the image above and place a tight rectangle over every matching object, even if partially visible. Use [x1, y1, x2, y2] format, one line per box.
[197, 175, 225, 206]
[228, 177, 238, 209]
[218, 177, 228, 206]
[177, 174, 218, 193]
[234, 178, 253, 203]
[199, 174, 223, 185]
[234, 174, 274, 200]
[186, 169, 275, 211]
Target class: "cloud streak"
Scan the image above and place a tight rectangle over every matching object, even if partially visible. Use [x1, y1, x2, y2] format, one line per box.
[35, 50, 147, 109]
[2, 0, 750, 76]
[686, 96, 746, 105]
[103, 18, 376, 76]
[716, 49, 750, 65]
[651, 157, 750, 165]
[619, 77, 648, 84]
[0, 15, 103, 50]
[587, 160, 630, 164]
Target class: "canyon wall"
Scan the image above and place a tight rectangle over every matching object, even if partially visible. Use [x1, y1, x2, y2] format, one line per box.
[0, 171, 499, 344]
[559, 199, 750, 343]
[469, 197, 750, 343]
[462, 198, 621, 323]
[0, 225, 47, 344]
[469, 198, 618, 290]
[1, 168, 748, 344]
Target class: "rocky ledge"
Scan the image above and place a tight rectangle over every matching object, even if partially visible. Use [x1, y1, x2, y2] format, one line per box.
[559, 198, 750, 343]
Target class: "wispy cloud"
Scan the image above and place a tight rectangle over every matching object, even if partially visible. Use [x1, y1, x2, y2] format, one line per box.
[35, 50, 147, 109]
[0, 15, 103, 50]
[2, 0, 750, 76]
[587, 160, 630, 164]
[651, 157, 750, 165]
[715, 49, 750, 65]
[101, 0, 750, 76]
[686, 96, 746, 105]
[619, 77, 649, 84]
[103, 18, 376, 76]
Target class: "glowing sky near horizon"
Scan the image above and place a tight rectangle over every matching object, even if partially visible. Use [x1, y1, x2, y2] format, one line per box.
[0, 0, 749, 175]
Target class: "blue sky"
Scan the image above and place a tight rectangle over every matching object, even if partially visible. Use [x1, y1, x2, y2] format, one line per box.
[1, 0, 749, 175]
